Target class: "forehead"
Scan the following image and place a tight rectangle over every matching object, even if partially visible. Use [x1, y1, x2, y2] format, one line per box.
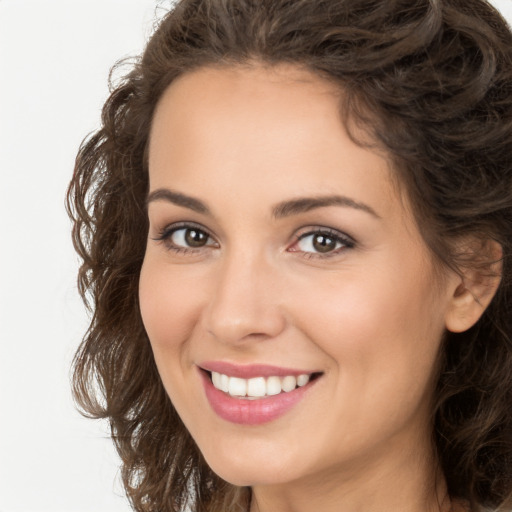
[148, 63, 405, 220]
[154, 62, 340, 117]
[149, 63, 344, 161]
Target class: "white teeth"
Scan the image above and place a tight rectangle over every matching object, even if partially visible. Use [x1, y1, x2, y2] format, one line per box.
[266, 376, 282, 396]
[281, 375, 297, 392]
[220, 373, 229, 393]
[210, 371, 314, 398]
[297, 374, 310, 387]
[228, 377, 247, 397]
[247, 377, 266, 397]
[212, 371, 221, 389]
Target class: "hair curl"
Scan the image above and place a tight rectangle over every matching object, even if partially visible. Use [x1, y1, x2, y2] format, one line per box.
[67, 0, 512, 510]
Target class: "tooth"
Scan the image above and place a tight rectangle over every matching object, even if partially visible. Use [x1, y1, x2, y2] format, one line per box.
[228, 376, 247, 396]
[212, 371, 221, 389]
[211, 371, 312, 397]
[266, 376, 282, 396]
[247, 377, 266, 397]
[220, 373, 229, 393]
[281, 375, 297, 392]
[297, 374, 310, 387]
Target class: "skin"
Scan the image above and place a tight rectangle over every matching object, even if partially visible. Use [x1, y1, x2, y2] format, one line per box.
[139, 63, 479, 512]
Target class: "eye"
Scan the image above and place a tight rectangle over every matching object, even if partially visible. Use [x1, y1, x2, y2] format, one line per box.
[289, 228, 355, 257]
[153, 223, 218, 253]
[171, 227, 212, 248]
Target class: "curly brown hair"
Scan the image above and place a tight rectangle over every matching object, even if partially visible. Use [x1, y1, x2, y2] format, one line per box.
[67, 0, 512, 510]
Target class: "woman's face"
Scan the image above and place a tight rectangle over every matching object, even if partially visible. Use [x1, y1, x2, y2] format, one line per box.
[140, 64, 459, 489]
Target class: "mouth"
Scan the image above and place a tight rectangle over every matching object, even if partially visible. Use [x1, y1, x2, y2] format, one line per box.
[203, 369, 323, 400]
[198, 364, 323, 425]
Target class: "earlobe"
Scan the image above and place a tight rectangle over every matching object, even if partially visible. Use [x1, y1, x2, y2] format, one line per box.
[444, 240, 502, 333]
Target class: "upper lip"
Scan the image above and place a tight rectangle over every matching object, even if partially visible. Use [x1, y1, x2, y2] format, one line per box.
[198, 361, 320, 379]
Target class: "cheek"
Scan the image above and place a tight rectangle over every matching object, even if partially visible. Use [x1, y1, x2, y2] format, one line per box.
[292, 264, 446, 397]
[139, 258, 203, 362]
[138, 257, 210, 427]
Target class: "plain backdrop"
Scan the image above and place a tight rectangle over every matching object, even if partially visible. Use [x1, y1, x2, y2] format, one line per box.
[1, 1, 511, 511]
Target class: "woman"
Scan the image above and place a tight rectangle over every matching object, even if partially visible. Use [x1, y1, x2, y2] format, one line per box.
[67, 0, 512, 511]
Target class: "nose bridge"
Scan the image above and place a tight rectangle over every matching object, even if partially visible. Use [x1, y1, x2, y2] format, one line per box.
[203, 243, 285, 344]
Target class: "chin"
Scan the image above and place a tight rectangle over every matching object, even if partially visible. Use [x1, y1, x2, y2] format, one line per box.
[211, 467, 293, 488]
[201, 447, 302, 487]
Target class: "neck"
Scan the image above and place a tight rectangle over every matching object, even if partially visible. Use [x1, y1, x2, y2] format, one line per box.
[249, 439, 451, 512]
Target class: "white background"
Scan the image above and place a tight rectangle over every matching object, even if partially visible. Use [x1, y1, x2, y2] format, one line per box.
[1, 1, 511, 511]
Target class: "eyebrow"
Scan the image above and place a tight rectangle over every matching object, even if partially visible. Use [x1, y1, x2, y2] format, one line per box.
[147, 188, 210, 215]
[146, 188, 380, 219]
[272, 195, 380, 219]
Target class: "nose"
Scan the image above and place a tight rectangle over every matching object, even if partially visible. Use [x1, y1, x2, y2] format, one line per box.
[202, 248, 287, 345]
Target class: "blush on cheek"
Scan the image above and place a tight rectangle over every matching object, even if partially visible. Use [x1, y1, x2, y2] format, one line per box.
[139, 266, 205, 370]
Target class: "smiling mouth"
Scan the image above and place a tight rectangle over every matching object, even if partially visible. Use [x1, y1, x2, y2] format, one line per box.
[204, 370, 323, 400]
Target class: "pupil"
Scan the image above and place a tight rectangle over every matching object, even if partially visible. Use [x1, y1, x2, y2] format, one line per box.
[185, 229, 208, 247]
[313, 234, 336, 253]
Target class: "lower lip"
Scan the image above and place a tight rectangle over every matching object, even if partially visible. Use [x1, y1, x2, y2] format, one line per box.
[199, 370, 316, 425]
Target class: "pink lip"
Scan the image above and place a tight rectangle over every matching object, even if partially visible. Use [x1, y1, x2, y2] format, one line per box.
[198, 366, 320, 425]
[199, 360, 316, 378]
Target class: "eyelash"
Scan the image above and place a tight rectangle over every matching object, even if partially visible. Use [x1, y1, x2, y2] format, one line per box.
[290, 228, 355, 259]
[153, 223, 355, 259]
[153, 222, 217, 254]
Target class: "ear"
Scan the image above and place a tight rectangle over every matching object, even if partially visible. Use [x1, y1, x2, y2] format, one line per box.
[444, 239, 503, 333]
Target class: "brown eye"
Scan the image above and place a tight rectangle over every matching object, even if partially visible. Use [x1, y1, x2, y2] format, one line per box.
[292, 229, 354, 257]
[311, 234, 337, 253]
[165, 226, 215, 250]
[184, 228, 209, 247]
